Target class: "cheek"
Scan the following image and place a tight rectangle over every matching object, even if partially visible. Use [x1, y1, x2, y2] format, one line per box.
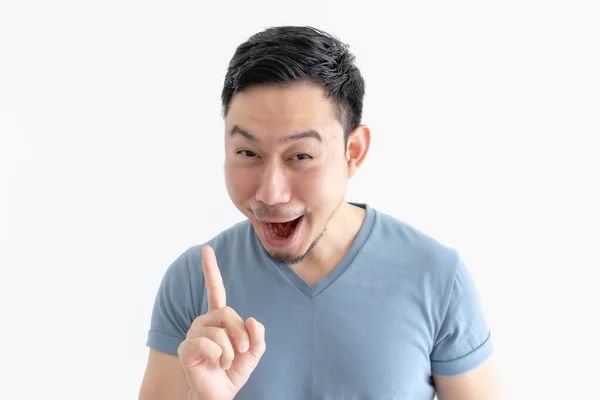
[293, 168, 322, 197]
[296, 163, 345, 202]
[225, 165, 256, 202]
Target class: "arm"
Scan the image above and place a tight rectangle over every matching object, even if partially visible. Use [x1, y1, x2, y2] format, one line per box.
[139, 246, 266, 400]
[139, 251, 200, 399]
[138, 349, 190, 400]
[433, 356, 503, 400]
[430, 255, 500, 398]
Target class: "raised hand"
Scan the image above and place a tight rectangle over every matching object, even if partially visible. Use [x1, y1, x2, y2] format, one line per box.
[177, 245, 266, 400]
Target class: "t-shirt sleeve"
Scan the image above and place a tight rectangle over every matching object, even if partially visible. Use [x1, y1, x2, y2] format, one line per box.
[146, 251, 202, 356]
[430, 256, 493, 376]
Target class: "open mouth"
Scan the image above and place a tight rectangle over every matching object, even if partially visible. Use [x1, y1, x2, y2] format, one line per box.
[263, 215, 303, 242]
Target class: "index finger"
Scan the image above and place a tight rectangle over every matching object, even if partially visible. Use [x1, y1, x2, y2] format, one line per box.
[202, 245, 226, 311]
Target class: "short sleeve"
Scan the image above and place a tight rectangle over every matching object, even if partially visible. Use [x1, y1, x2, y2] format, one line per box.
[430, 257, 493, 376]
[146, 251, 203, 356]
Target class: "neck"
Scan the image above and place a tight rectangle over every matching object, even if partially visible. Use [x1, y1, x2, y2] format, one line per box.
[292, 202, 367, 284]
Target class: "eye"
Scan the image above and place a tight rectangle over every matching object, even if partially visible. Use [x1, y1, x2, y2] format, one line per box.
[292, 153, 312, 161]
[237, 150, 257, 158]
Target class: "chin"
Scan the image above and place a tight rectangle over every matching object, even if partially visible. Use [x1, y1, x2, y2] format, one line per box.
[265, 249, 307, 265]
[247, 217, 304, 264]
[258, 231, 309, 265]
[259, 223, 324, 266]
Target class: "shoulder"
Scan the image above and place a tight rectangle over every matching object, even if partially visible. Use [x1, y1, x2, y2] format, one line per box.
[370, 207, 461, 277]
[367, 208, 492, 357]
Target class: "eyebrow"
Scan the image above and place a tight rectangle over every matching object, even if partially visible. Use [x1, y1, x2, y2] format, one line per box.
[230, 124, 322, 143]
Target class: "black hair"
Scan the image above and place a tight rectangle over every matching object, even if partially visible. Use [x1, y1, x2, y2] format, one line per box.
[221, 26, 365, 142]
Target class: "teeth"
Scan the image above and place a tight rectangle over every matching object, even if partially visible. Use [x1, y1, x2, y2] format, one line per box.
[268, 223, 286, 239]
[268, 219, 297, 239]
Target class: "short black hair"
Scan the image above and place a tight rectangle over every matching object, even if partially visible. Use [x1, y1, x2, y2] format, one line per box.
[221, 26, 365, 142]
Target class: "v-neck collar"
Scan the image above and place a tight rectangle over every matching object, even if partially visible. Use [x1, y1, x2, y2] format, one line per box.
[254, 203, 376, 299]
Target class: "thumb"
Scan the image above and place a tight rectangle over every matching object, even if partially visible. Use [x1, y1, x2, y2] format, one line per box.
[226, 318, 266, 388]
[245, 317, 266, 356]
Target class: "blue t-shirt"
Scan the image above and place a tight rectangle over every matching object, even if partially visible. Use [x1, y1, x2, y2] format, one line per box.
[147, 204, 493, 399]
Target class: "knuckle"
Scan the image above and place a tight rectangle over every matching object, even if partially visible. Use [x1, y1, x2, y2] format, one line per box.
[195, 336, 209, 349]
[177, 338, 191, 357]
[188, 315, 206, 332]
[176, 341, 184, 356]
[222, 305, 234, 314]
[206, 326, 223, 340]
[185, 328, 195, 339]
[186, 325, 200, 339]
[215, 329, 232, 349]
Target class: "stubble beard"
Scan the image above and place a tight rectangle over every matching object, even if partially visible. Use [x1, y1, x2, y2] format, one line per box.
[262, 199, 344, 265]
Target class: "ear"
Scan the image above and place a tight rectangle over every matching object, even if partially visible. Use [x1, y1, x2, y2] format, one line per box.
[345, 124, 371, 178]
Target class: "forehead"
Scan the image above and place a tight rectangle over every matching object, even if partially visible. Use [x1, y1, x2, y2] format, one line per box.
[225, 81, 342, 140]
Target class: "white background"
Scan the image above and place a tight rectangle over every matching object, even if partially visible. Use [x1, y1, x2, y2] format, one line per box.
[1, 1, 598, 399]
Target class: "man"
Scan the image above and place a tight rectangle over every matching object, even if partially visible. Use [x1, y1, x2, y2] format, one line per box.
[138, 26, 502, 400]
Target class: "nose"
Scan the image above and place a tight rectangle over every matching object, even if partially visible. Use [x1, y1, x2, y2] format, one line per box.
[255, 160, 291, 206]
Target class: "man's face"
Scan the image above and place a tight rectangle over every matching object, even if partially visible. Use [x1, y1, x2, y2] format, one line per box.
[224, 81, 350, 264]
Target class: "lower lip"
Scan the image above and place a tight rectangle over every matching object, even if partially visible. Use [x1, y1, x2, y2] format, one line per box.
[260, 216, 304, 249]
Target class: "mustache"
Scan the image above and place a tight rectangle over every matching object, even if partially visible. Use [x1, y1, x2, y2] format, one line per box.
[249, 206, 305, 221]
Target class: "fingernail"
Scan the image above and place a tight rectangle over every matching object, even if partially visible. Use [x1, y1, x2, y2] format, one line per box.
[240, 340, 249, 352]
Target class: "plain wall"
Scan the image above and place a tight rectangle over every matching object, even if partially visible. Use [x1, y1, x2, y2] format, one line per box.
[1, 1, 598, 399]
